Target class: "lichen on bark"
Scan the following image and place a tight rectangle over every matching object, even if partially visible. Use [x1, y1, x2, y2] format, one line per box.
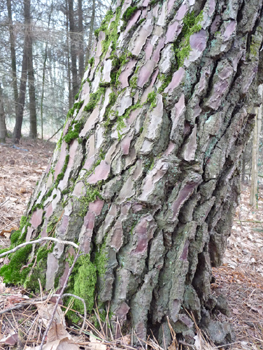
[1, 0, 263, 346]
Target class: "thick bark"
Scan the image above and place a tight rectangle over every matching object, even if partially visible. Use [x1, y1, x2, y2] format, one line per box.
[7, 0, 18, 117]
[0, 85, 7, 142]
[2, 0, 263, 346]
[12, 0, 30, 143]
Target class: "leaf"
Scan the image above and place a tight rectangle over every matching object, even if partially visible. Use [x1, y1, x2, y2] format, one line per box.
[0, 332, 18, 346]
[37, 303, 66, 327]
[25, 338, 79, 350]
[87, 333, 107, 350]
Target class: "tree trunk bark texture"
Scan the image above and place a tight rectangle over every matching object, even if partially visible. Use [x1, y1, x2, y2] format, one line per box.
[2, 0, 263, 346]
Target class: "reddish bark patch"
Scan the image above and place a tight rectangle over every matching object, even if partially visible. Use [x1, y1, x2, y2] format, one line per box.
[165, 67, 185, 92]
[30, 208, 44, 229]
[172, 182, 198, 220]
[57, 215, 69, 236]
[121, 135, 132, 155]
[180, 240, 189, 260]
[45, 203, 53, 219]
[110, 220, 123, 252]
[84, 211, 95, 230]
[124, 10, 141, 34]
[26, 226, 34, 242]
[54, 142, 67, 180]
[190, 30, 207, 52]
[165, 20, 182, 44]
[89, 198, 104, 215]
[223, 20, 236, 40]
[87, 160, 111, 184]
[119, 60, 137, 89]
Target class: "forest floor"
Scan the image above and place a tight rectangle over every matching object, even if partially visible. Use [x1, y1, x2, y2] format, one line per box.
[0, 138, 262, 350]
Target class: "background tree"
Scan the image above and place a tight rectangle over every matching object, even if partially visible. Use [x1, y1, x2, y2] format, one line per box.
[0, 84, 7, 143]
[0, 0, 107, 140]
[2, 0, 263, 346]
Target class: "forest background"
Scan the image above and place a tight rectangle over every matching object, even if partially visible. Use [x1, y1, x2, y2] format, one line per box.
[0, 0, 108, 142]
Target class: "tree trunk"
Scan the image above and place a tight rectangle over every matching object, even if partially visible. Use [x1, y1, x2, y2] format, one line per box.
[78, 0, 85, 81]
[12, 0, 30, 143]
[7, 0, 19, 118]
[0, 85, 7, 143]
[250, 85, 263, 207]
[85, 0, 95, 65]
[2, 0, 263, 346]
[28, 28, 37, 139]
[69, 0, 78, 100]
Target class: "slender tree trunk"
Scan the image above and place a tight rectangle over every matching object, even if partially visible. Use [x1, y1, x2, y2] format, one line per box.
[66, 0, 72, 108]
[28, 31, 37, 139]
[69, 0, 78, 100]
[242, 146, 247, 184]
[78, 0, 84, 80]
[85, 0, 95, 65]
[41, 42, 48, 140]
[250, 85, 263, 207]
[12, 0, 30, 143]
[2, 1, 263, 347]
[0, 85, 7, 143]
[7, 0, 19, 118]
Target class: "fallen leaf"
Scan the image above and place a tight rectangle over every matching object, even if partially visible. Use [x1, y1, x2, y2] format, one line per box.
[88, 333, 107, 350]
[0, 332, 18, 346]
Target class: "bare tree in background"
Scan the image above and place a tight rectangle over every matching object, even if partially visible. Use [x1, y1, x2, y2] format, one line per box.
[0, 84, 7, 143]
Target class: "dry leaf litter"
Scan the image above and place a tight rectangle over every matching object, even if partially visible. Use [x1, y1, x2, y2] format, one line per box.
[0, 139, 262, 349]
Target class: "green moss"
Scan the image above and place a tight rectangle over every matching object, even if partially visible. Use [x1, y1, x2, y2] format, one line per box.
[88, 57, 95, 67]
[98, 7, 121, 58]
[64, 120, 84, 144]
[116, 102, 141, 139]
[66, 254, 97, 314]
[20, 215, 27, 227]
[94, 9, 114, 39]
[0, 245, 32, 284]
[55, 154, 70, 186]
[174, 11, 203, 67]
[94, 241, 107, 277]
[84, 88, 105, 113]
[104, 92, 117, 124]
[10, 231, 21, 245]
[146, 91, 157, 109]
[158, 73, 173, 93]
[78, 184, 102, 217]
[122, 6, 138, 27]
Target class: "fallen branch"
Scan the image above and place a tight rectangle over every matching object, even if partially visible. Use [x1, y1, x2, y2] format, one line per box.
[46, 125, 63, 142]
[0, 237, 79, 259]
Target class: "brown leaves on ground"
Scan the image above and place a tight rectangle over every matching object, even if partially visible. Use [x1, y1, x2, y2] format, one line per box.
[213, 186, 263, 349]
[0, 138, 55, 245]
